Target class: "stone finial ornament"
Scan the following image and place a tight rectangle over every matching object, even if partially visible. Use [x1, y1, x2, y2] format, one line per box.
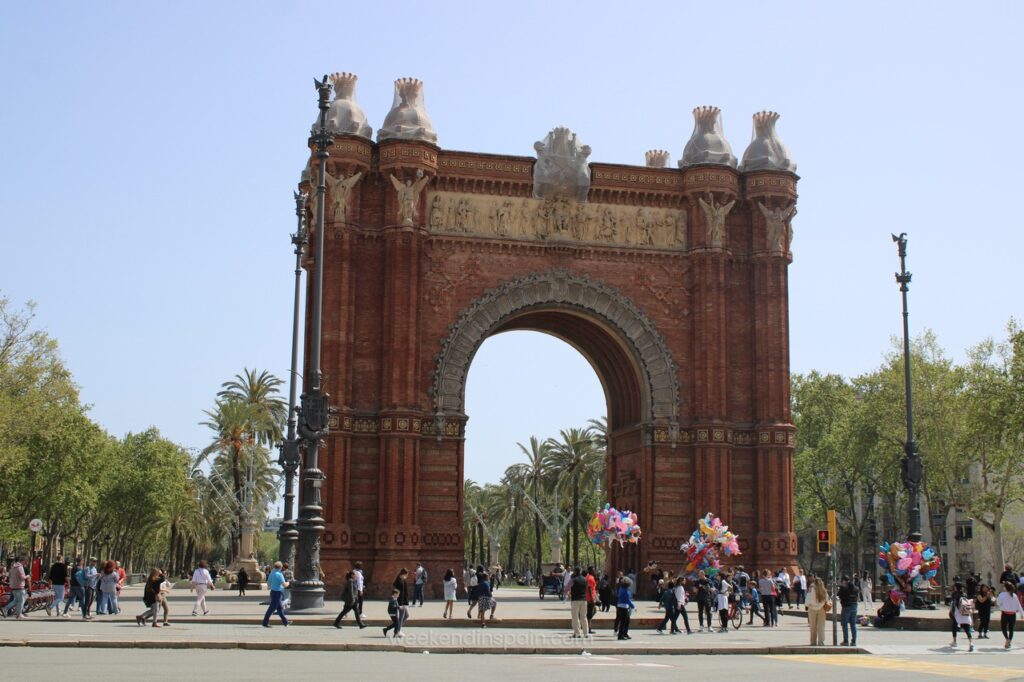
[679, 106, 737, 168]
[645, 149, 670, 168]
[740, 111, 796, 173]
[377, 78, 437, 144]
[311, 72, 372, 139]
[533, 127, 592, 202]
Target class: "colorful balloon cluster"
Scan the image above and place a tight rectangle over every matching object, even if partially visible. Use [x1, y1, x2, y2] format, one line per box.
[587, 504, 642, 548]
[680, 513, 741, 577]
[877, 541, 941, 593]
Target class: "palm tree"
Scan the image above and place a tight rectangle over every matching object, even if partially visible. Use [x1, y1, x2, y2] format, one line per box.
[544, 427, 602, 567]
[513, 436, 550, 577]
[217, 368, 287, 447]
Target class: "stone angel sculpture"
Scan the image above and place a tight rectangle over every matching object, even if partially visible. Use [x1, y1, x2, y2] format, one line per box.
[697, 192, 735, 248]
[389, 173, 432, 226]
[326, 171, 363, 223]
[757, 202, 797, 252]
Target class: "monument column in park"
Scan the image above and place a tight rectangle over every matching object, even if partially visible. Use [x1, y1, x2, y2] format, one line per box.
[296, 74, 800, 595]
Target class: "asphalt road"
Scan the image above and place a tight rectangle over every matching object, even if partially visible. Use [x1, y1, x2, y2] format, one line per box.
[3, 649, 1024, 681]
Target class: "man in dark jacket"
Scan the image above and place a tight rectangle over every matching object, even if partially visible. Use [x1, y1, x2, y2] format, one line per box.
[47, 558, 69, 617]
[838, 575, 859, 646]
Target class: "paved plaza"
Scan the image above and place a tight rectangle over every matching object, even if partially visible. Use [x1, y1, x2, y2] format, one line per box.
[3, 585, 1022, 664]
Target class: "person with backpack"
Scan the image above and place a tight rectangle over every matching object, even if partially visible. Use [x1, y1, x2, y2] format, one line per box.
[655, 575, 680, 634]
[949, 581, 976, 651]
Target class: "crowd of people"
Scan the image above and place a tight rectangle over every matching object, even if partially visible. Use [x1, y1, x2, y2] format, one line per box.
[4, 553, 1024, 652]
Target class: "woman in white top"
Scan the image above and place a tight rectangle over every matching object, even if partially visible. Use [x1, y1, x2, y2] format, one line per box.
[190, 560, 214, 616]
[442, 568, 458, 619]
[716, 575, 732, 633]
[805, 577, 828, 645]
[859, 571, 873, 608]
[997, 580, 1024, 649]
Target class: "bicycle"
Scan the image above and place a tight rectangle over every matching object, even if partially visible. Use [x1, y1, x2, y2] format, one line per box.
[727, 597, 746, 629]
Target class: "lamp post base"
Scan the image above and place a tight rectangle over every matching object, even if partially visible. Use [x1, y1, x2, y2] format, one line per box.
[287, 583, 326, 610]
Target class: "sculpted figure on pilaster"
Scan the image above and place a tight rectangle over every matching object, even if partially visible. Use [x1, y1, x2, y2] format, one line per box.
[325, 170, 363, 223]
[533, 127, 592, 202]
[758, 202, 797, 252]
[698, 192, 735, 248]
[389, 173, 431, 226]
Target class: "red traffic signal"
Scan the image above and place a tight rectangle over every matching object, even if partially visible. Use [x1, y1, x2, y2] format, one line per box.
[816, 529, 831, 554]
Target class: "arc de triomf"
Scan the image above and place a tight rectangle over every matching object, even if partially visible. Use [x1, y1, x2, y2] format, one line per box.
[299, 74, 799, 596]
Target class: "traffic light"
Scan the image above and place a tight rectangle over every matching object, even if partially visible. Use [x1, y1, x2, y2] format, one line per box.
[816, 529, 831, 554]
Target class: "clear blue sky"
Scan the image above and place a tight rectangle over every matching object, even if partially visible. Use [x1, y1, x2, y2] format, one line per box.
[2, 2, 1021, 487]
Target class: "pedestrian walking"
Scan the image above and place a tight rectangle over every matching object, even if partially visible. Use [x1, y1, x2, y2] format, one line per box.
[383, 588, 403, 638]
[333, 570, 366, 628]
[46, 557, 68, 618]
[777, 567, 792, 609]
[655, 577, 680, 634]
[585, 567, 598, 632]
[674, 577, 692, 633]
[79, 557, 98, 620]
[598, 573, 612, 613]
[136, 568, 164, 627]
[616, 576, 635, 640]
[476, 572, 496, 627]
[4, 556, 28, 619]
[63, 558, 83, 616]
[353, 561, 366, 621]
[717, 573, 733, 632]
[758, 569, 778, 626]
[190, 560, 214, 616]
[747, 583, 765, 624]
[393, 568, 410, 609]
[262, 561, 290, 628]
[805, 576, 829, 646]
[793, 568, 806, 607]
[997, 580, 1024, 649]
[569, 568, 589, 637]
[949, 581, 975, 651]
[237, 567, 249, 596]
[442, 568, 457, 619]
[976, 583, 993, 638]
[97, 561, 120, 615]
[859, 570, 873, 609]
[413, 562, 427, 607]
[838, 575, 859, 646]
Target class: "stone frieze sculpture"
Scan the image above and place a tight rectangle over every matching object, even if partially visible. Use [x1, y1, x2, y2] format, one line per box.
[679, 106, 737, 168]
[532, 127, 592, 202]
[425, 191, 685, 249]
[740, 111, 796, 173]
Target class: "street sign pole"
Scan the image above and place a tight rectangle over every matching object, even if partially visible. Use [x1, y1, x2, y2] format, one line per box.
[831, 544, 839, 646]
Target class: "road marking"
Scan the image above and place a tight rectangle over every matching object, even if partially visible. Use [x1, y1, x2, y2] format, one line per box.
[768, 654, 1024, 681]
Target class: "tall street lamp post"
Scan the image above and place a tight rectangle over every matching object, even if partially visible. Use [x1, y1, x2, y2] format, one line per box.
[277, 189, 307, 568]
[893, 232, 923, 542]
[291, 76, 333, 610]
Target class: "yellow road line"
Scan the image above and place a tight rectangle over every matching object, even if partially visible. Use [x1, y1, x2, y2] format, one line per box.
[766, 654, 1023, 681]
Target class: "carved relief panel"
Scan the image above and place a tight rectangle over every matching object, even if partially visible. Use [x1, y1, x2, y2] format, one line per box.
[425, 191, 687, 249]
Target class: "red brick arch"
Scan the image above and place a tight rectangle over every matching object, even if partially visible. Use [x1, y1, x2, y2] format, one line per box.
[305, 135, 798, 596]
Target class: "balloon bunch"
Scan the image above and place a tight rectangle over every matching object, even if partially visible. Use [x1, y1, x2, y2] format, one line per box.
[877, 541, 941, 594]
[679, 513, 741, 577]
[586, 504, 642, 548]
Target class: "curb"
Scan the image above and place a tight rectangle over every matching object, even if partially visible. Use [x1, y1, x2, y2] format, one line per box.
[0, 638, 868, 655]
